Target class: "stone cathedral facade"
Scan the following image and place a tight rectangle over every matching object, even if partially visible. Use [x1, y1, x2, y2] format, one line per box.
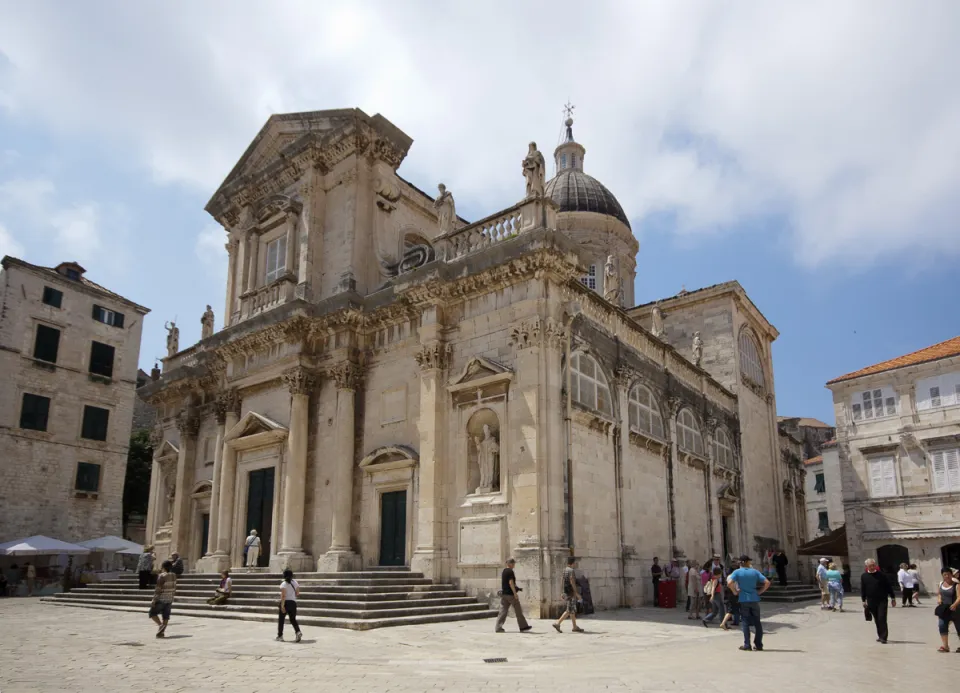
[140, 108, 802, 617]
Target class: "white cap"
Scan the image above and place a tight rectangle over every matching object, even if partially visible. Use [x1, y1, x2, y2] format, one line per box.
[819, 557, 829, 563]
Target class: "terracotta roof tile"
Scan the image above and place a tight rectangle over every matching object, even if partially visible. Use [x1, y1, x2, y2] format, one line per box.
[827, 335, 960, 385]
[804, 456, 823, 466]
[777, 416, 834, 428]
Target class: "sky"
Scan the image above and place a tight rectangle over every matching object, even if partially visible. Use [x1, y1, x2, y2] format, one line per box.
[0, 1, 958, 426]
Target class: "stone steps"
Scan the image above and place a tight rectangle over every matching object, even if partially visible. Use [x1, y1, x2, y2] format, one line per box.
[41, 568, 497, 630]
[762, 584, 822, 603]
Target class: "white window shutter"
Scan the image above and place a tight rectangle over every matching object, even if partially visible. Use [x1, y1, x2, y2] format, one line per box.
[931, 451, 947, 492]
[945, 449, 960, 491]
[869, 460, 885, 497]
[882, 458, 897, 496]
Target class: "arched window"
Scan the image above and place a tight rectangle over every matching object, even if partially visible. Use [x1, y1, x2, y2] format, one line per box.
[677, 408, 704, 455]
[628, 384, 664, 439]
[561, 153, 568, 169]
[570, 352, 612, 416]
[713, 427, 735, 468]
[739, 330, 765, 388]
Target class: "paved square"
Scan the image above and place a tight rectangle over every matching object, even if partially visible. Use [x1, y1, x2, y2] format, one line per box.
[0, 599, 954, 691]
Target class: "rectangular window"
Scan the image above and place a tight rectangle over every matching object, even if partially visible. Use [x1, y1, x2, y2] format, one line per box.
[81, 405, 110, 441]
[88, 341, 115, 378]
[814, 472, 826, 494]
[580, 264, 597, 290]
[92, 305, 125, 328]
[74, 462, 101, 493]
[930, 386, 941, 408]
[818, 511, 830, 532]
[885, 397, 897, 416]
[265, 236, 287, 284]
[42, 286, 63, 308]
[19, 393, 51, 431]
[853, 388, 893, 420]
[852, 403, 862, 421]
[931, 448, 960, 493]
[868, 456, 897, 498]
[33, 324, 61, 363]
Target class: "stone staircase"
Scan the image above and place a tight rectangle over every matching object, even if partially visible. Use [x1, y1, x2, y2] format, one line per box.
[41, 567, 497, 630]
[762, 582, 822, 603]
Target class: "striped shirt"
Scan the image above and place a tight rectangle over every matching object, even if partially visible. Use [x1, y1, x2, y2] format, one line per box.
[154, 572, 177, 602]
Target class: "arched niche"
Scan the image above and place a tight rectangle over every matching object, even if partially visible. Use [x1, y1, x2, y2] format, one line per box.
[466, 408, 501, 495]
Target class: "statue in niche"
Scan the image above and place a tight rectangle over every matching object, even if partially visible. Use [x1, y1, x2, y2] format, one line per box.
[434, 183, 456, 235]
[200, 305, 215, 340]
[164, 321, 180, 358]
[474, 424, 500, 494]
[692, 331, 703, 367]
[603, 255, 622, 306]
[522, 142, 546, 198]
[651, 303, 665, 338]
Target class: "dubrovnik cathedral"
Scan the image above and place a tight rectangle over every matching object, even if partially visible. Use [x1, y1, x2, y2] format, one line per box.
[140, 107, 804, 617]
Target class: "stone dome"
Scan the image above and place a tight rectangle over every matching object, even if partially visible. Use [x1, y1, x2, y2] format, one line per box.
[544, 169, 631, 229]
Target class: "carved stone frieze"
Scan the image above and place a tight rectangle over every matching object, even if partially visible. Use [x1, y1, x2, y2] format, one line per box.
[282, 366, 317, 395]
[615, 365, 639, 387]
[214, 389, 241, 424]
[509, 316, 567, 351]
[415, 342, 452, 371]
[330, 361, 365, 391]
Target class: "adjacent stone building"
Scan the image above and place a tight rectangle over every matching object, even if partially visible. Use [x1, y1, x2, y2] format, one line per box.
[0, 257, 149, 543]
[778, 416, 835, 461]
[827, 336, 960, 586]
[139, 108, 798, 616]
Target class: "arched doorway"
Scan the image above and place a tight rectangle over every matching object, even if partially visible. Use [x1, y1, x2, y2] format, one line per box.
[876, 544, 909, 576]
[942, 543, 960, 571]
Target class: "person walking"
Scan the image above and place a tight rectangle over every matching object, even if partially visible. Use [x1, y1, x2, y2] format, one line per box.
[244, 529, 261, 567]
[935, 567, 960, 653]
[650, 557, 663, 607]
[170, 553, 185, 577]
[686, 560, 702, 620]
[24, 562, 36, 596]
[553, 557, 584, 633]
[816, 558, 830, 609]
[772, 549, 789, 587]
[861, 558, 897, 644]
[148, 560, 177, 638]
[702, 567, 725, 626]
[495, 558, 532, 633]
[276, 569, 302, 642]
[207, 570, 232, 605]
[136, 546, 155, 590]
[727, 554, 770, 651]
[908, 563, 923, 605]
[826, 562, 844, 611]
[897, 562, 917, 607]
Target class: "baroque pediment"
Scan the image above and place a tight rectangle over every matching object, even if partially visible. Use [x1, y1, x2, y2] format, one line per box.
[156, 440, 180, 460]
[224, 411, 288, 449]
[448, 357, 512, 388]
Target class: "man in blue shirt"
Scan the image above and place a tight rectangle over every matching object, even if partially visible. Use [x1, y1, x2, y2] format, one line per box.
[727, 554, 770, 651]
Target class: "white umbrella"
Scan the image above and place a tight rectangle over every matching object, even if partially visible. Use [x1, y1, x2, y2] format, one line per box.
[77, 535, 142, 554]
[0, 535, 90, 556]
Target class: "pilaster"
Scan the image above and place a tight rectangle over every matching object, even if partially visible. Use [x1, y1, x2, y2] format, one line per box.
[206, 391, 240, 572]
[171, 410, 199, 557]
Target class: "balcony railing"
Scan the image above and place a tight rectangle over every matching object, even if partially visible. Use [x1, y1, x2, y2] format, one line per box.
[239, 276, 296, 322]
[436, 196, 557, 261]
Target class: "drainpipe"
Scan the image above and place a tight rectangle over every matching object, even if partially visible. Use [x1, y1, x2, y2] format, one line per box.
[563, 301, 582, 554]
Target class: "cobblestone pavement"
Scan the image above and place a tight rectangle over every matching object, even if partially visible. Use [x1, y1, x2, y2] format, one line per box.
[0, 599, 954, 691]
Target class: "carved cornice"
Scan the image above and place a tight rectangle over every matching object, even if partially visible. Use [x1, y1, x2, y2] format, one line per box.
[176, 411, 200, 438]
[330, 361, 364, 391]
[415, 342, 452, 371]
[282, 366, 317, 395]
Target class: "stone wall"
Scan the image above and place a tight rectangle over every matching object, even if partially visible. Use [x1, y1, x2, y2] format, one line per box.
[0, 260, 147, 543]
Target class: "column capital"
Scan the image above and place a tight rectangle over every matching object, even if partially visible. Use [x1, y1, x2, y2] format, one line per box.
[213, 389, 241, 424]
[414, 342, 452, 371]
[176, 410, 200, 438]
[330, 361, 364, 391]
[282, 366, 317, 395]
[508, 317, 567, 351]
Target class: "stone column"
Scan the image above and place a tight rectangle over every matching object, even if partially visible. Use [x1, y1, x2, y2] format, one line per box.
[665, 398, 681, 562]
[204, 397, 231, 555]
[245, 229, 260, 292]
[318, 361, 363, 572]
[224, 237, 238, 326]
[212, 392, 240, 569]
[410, 332, 451, 580]
[273, 367, 315, 572]
[171, 410, 199, 556]
[284, 211, 298, 276]
[145, 455, 160, 542]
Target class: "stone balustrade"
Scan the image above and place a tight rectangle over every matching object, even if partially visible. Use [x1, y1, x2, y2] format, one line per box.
[239, 276, 296, 321]
[161, 345, 201, 373]
[438, 196, 557, 261]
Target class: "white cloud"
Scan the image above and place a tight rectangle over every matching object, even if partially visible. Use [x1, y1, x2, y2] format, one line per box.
[0, 1, 958, 269]
[195, 224, 227, 281]
[0, 222, 24, 259]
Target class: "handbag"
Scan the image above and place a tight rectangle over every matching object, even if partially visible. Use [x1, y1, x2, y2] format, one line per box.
[934, 603, 952, 619]
[863, 605, 872, 622]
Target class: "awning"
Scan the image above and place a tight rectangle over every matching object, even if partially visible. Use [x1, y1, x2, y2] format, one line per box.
[861, 527, 960, 542]
[77, 535, 143, 555]
[0, 535, 91, 556]
[797, 525, 848, 557]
